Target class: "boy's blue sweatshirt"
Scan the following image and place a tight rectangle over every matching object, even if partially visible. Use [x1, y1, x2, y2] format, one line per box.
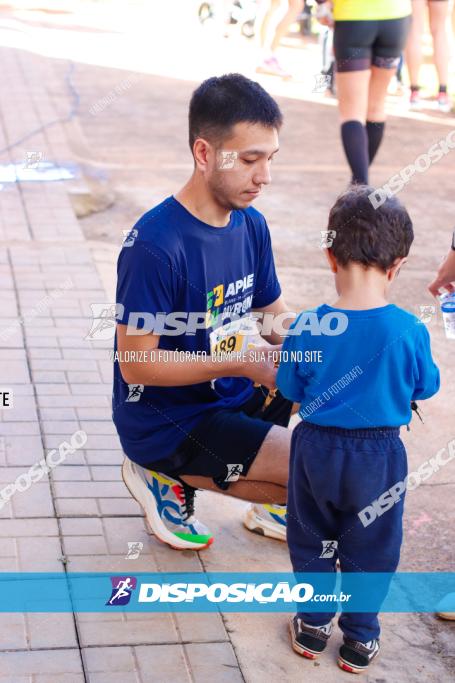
[277, 304, 440, 428]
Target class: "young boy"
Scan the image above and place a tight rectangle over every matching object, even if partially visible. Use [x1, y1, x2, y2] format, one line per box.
[277, 186, 440, 674]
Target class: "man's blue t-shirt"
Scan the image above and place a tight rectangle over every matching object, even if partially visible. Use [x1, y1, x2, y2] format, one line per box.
[277, 304, 440, 428]
[112, 196, 281, 464]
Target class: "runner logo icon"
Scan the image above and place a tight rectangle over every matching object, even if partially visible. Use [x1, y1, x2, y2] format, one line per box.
[106, 576, 137, 605]
[125, 542, 143, 559]
[85, 303, 120, 341]
[122, 228, 138, 247]
[224, 464, 244, 482]
[418, 305, 436, 324]
[320, 230, 336, 249]
[320, 540, 338, 558]
[126, 384, 144, 402]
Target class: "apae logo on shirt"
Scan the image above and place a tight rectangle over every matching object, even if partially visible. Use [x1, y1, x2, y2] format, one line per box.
[206, 274, 254, 328]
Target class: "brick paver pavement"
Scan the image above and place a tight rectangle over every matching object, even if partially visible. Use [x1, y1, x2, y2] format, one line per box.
[0, 44, 243, 682]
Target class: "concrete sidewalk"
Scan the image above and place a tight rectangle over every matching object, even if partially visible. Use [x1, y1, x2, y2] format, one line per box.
[0, 32, 454, 683]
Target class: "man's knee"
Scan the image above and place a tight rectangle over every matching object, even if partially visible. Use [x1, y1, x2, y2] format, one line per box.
[247, 425, 291, 486]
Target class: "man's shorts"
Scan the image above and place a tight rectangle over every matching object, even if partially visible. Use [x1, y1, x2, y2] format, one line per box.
[144, 386, 293, 490]
[334, 16, 411, 72]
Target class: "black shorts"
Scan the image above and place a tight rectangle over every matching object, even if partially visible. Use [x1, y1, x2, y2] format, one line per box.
[144, 386, 293, 490]
[334, 16, 411, 72]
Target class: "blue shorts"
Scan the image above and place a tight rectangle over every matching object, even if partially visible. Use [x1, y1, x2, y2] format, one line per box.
[143, 385, 293, 490]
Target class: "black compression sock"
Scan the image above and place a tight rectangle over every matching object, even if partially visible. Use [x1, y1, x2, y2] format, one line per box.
[366, 121, 385, 164]
[439, 85, 447, 94]
[340, 120, 369, 184]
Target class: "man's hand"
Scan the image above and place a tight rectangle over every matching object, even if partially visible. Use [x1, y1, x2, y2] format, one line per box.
[428, 249, 455, 297]
[244, 344, 282, 391]
[117, 324, 281, 390]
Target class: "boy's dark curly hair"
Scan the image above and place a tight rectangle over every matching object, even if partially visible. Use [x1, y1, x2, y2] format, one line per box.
[328, 185, 414, 272]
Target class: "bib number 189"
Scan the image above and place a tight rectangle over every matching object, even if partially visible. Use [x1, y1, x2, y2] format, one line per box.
[212, 334, 241, 355]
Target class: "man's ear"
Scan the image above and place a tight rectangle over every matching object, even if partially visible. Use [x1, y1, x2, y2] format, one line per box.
[193, 138, 211, 171]
[325, 248, 338, 273]
[387, 257, 407, 281]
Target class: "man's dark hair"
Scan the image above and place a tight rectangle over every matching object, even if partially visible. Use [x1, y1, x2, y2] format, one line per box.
[188, 73, 283, 151]
[328, 185, 414, 272]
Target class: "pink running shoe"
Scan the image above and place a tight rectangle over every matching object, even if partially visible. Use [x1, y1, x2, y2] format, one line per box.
[257, 55, 291, 79]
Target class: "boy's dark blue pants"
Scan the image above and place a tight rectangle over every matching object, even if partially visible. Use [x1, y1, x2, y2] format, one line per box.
[288, 421, 408, 643]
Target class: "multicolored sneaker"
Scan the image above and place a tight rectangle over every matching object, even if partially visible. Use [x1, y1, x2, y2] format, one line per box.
[289, 616, 333, 659]
[121, 457, 214, 550]
[242, 503, 286, 540]
[338, 638, 380, 674]
[437, 92, 452, 114]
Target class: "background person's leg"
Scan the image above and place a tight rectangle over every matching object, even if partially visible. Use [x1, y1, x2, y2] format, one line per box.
[367, 66, 396, 122]
[336, 71, 371, 125]
[335, 64, 371, 183]
[429, 0, 450, 86]
[365, 120, 385, 164]
[365, 67, 395, 165]
[367, 15, 412, 163]
[428, 0, 451, 110]
[257, 0, 298, 76]
[270, 0, 304, 52]
[406, 0, 427, 98]
[258, 0, 281, 48]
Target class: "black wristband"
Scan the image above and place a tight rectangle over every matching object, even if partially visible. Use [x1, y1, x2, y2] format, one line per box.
[452, 229, 455, 251]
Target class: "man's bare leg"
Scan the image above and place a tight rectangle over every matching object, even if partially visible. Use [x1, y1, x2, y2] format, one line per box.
[180, 424, 291, 503]
[123, 420, 296, 550]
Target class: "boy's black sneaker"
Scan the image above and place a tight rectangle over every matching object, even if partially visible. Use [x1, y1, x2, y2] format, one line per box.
[289, 616, 333, 659]
[338, 638, 380, 674]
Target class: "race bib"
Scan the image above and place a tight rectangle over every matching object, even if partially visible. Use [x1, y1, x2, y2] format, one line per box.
[209, 316, 260, 356]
